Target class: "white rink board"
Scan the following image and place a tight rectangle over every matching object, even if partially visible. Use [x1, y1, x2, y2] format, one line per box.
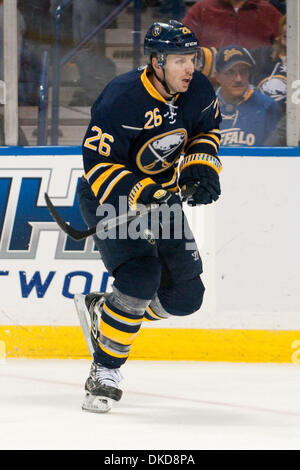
[213, 155, 300, 330]
[0, 151, 299, 330]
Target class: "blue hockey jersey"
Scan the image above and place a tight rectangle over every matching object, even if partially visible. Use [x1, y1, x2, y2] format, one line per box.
[217, 85, 281, 146]
[80, 66, 222, 206]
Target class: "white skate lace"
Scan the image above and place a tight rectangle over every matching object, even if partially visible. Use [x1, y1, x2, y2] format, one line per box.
[95, 365, 122, 389]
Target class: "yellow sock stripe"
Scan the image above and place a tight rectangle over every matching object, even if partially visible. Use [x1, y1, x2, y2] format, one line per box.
[99, 170, 132, 204]
[128, 177, 156, 209]
[100, 319, 139, 345]
[146, 306, 163, 320]
[91, 164, 125, 197]
[181, 153, 222, 174]
[104, 303, 144, 325]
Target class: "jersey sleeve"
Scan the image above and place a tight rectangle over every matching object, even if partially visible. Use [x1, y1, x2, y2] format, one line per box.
[181, 82, 222, 175]
[82, 97, 156, 206]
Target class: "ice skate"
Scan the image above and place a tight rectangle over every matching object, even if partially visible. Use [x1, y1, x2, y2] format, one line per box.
[82, 361, 123, 413]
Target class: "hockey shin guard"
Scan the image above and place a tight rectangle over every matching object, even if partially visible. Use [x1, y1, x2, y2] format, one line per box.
[93, 287, 150, 368]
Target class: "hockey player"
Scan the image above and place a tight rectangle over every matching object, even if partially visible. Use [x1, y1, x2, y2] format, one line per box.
[76, 20, 222, 413]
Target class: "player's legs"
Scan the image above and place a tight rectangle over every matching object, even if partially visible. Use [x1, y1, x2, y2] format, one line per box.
[93, 256, 162, 368]
[79, 256, 162, 413]
[77, 181, 204, 412]
[155, 274, 205, 316]
[152, 209, 205, 317]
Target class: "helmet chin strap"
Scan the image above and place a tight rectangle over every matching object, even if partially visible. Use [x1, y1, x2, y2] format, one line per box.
[151, 65, 177, 98]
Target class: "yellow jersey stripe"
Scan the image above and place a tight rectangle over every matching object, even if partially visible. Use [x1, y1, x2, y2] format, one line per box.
[91, 164, 125, 197]
[181, 153, 222, 174]
[84, 162, 113, 181]
[187, 138, 219, 154]
[141, 67, 167, 103]
[188, 129, 220, 143]
[198, 132, 221, 145]
[99, 170, 132, 204]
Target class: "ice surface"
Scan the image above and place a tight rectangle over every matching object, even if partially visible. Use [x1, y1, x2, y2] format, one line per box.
[0, 359, 300, 450]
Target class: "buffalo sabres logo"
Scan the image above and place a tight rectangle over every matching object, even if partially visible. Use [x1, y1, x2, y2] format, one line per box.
[136, 129, 187, 174]
[258, 75, 287, 103]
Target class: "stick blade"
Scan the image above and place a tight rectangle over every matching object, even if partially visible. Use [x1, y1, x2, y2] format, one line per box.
[44, 192, 72, 234]
[44, 192, 95, 241]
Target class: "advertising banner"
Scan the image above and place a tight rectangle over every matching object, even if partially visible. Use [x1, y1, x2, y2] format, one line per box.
[0, 153, 113, 326]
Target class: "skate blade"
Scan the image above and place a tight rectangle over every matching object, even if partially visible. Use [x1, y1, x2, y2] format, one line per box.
[74, 294, 94, 357]
[82, 393, 115, 413]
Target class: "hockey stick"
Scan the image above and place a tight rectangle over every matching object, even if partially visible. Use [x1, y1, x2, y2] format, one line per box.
[44, 183, 198, 241]
[44, 192, 160, 241]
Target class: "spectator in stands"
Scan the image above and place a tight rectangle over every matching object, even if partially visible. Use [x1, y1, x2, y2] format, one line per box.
[251, 15, 286, 111]
[196, 14, 287, 145]
[198, 15, 287, 104]
[214, 45, 281, 146]
[182, 0, 283, 49]
[253, 14, 287, 145]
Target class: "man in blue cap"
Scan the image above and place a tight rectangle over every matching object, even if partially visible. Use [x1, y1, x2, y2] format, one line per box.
[215, 45, 281, 146]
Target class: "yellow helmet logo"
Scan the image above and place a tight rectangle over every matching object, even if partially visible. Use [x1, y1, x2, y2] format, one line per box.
[179, 26, 191, 35]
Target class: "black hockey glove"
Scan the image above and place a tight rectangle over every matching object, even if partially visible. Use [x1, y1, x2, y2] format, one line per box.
[179, 154, 222, 206]
[128, 178, 179, 210]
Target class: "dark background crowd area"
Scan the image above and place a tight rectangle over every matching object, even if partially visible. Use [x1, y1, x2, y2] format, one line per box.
[0, 1, 288, 145]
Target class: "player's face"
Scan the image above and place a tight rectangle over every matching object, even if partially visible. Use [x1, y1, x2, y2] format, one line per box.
[162, 53, 196, 95]
[216, 63, 250, 102]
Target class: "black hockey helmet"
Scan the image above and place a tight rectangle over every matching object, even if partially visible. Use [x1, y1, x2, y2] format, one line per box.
[144, 20, 199, 67]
